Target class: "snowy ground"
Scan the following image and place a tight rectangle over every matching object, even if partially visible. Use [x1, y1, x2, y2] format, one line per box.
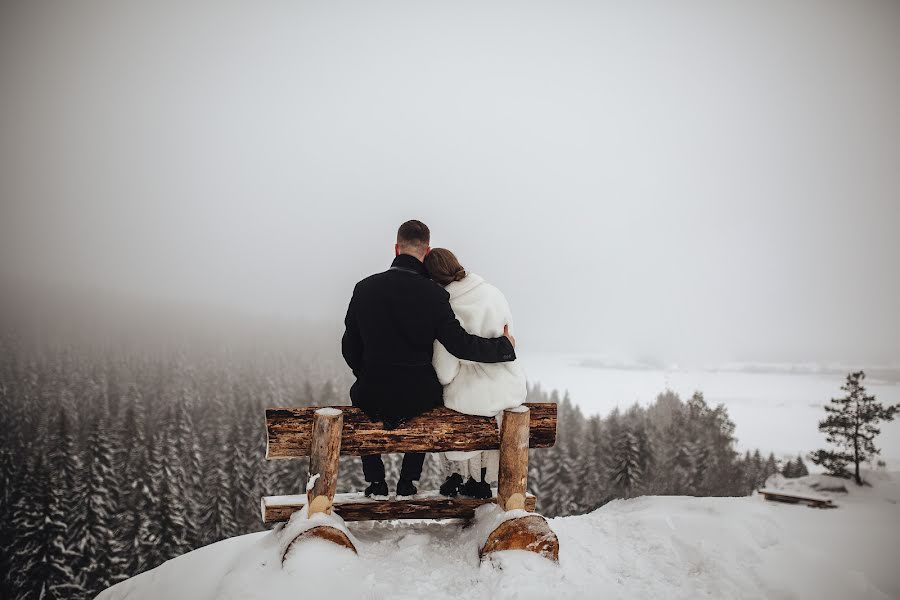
[521, 352, 900, 465]
[99, 472, 900, 600]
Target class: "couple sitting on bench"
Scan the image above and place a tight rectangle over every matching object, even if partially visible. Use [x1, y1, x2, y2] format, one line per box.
[342, 219, 525, 499]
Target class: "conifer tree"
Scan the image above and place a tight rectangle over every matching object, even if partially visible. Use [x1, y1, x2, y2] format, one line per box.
[50, 404, 83, 525]
[781, 458, 796, 478]
[201, 425, 237, 544]
[763, 453, 779, 483]
[173, 399, 203, 547]
[793, 454, 809, 477]
[810, 371, 898, 485]
[121, 434, 158, 577]
[575, 416, 605, 512]
[751, 450, 765, 489]
[609, 427, 642, 498]
[11, 451, 86, 599]
[71, 417, 124, 593]
[224, 417, 253, 533]
[669, 441, 694, 495]
[146, 415, 189, 568]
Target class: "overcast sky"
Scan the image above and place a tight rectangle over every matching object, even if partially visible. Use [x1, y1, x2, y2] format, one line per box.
[1, 0, 898, 365]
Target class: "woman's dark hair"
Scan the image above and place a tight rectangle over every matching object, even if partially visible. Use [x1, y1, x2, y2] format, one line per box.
[424, 248, 466, 286]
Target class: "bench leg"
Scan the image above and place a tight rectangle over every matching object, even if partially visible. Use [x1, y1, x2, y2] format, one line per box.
[282, 407, 358, 561]
[483, 406, 560, 562]
[307, 407, 343, 516]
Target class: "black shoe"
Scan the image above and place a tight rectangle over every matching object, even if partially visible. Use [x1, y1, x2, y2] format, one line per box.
[440, 473, 464, 497]
[461, 477, 492, 499]
[396, 478, 417, 497]
[364, 480, 388, 497]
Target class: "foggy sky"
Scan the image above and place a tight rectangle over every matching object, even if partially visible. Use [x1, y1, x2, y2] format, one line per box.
[2, 0, 899, 366]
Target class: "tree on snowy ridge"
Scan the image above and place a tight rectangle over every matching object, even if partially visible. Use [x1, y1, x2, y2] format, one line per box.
[810, 371, 898, 485]
[782, 455, 809, 479]
[609, 426, 642, 498]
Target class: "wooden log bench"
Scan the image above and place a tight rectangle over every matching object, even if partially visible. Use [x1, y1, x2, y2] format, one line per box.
[758, 488, 836, 509]
[262, 402, 559, 561]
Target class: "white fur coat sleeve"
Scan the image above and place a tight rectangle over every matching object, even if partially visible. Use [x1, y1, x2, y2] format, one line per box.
[432, 340, 460, 385]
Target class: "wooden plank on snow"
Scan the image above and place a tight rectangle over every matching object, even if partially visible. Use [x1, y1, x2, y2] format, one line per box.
[261, 490, 538, 523]
[758, 489, 836, 508]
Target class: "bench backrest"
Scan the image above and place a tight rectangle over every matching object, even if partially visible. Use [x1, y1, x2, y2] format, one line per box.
[265, 402, 557, 459]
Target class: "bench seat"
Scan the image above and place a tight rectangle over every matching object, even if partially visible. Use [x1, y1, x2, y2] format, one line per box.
[265, 402, 557, 459]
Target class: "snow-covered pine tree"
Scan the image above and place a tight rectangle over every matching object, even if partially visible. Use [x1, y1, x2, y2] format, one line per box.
[224, 415, 256, 534]
[201, 424, 237, 545]
[750, 450, 765, 489]
[173, 397, 204, 547]
[810, 371, 898, 485]
[737, 451, 754, 494]
[49, 403, 83, 544]
[119, 428, 158, 578]
[113, 383, 155, 576]
[669, 440, 696, 496]
[781, 458, 796, 478]
[146, 408, 190, 568]
[763, 453, 779, 483]
[635, 423, 656, 491]
[10, 451, 86, 599]
[793, 454, 809, 477]
[117, 385, 146, 473]
[71, 416, 125, 594]
[236, 401, 264, 533]
[537, 390, 576, 516]
[555, 393, 583, 515]
[609, 426, 642, 498]
[690, 442, 710, 494]
[0, 438, 18, 598]
[574, 415, 605, 512]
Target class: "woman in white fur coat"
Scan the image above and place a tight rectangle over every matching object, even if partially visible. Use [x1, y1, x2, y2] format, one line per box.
[424, 248, 527, 499]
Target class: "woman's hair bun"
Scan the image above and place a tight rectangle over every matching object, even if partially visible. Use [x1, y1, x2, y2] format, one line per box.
[424, 248, 466, 286]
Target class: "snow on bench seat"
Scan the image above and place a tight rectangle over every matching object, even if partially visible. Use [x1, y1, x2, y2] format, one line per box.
[261, 490, 538, 523]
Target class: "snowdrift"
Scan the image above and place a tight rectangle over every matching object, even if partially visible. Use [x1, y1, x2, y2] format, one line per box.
[98, 472, 900, 600]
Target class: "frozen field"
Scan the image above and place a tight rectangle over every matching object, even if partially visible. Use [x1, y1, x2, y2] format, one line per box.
[521, 353, 900, 465]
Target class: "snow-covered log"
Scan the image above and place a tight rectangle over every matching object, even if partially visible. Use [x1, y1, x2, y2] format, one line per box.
[265, 402, 556, 459]
[306, 408, 343, 516]
[480, 515, 560, 562]
[282, 526, 357, 561]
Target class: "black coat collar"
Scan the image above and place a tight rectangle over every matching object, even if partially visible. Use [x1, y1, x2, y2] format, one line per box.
[390, 253, 427, 276]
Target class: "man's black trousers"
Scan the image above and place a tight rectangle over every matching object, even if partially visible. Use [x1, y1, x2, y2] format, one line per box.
[360, 453, 425, 482]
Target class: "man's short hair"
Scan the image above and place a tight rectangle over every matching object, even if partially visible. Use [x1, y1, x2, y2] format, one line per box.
[397, 220, 430, 249]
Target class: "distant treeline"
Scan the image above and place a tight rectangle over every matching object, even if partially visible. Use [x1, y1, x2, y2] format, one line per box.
[0, 337, 799, 599]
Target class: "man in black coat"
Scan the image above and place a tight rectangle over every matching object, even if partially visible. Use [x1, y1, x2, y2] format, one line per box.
[342, 220, 517, 497]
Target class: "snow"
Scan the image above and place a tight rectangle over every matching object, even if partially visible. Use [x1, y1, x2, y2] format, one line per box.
[305, 473, 319, 492]
[99, 472, 900, 600]
[315, 407, 343, 416]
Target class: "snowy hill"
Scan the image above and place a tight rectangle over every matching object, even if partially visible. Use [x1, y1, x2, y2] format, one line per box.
[99, 472, 900, 600]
